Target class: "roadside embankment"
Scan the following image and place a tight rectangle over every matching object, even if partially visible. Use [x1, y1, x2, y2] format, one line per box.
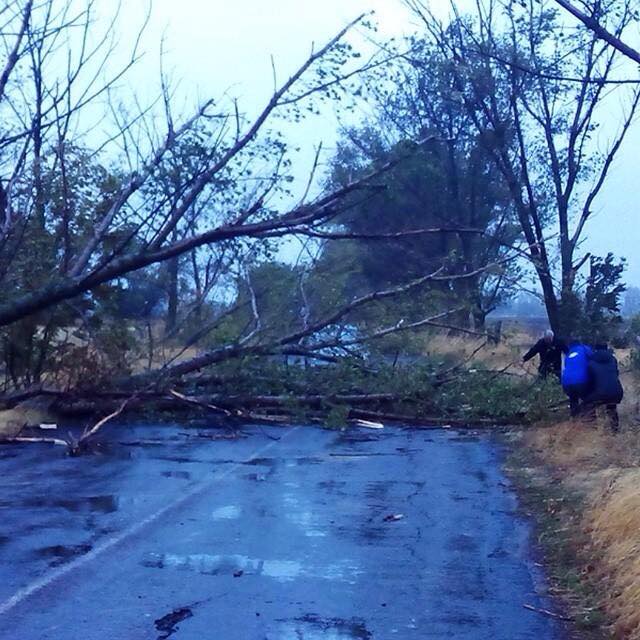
[509, 417, 640, 639]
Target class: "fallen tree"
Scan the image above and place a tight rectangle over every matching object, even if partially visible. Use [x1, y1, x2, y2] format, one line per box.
[0, 355, 564, 455]
[0, 2, 570, 453]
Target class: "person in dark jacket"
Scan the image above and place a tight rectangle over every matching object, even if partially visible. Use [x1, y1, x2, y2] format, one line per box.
[523, 330, 567, 379]
[581, 344, 624, 431]
[561, 341, 593, 417]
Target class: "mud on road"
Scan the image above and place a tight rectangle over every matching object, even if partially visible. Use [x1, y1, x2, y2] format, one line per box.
[0, 424, 568, 639]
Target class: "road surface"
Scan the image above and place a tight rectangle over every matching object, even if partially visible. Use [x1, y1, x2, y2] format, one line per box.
[0, 423, 567, 639]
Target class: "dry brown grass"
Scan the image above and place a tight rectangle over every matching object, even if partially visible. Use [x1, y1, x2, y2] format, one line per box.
[424, 329, 537, 372]
[583, 469, 640, 639]
[525, 420, 640, 474]
[523, 392, 640, 638]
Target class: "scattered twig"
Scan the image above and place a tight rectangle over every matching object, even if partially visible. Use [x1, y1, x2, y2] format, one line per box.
[383, 513, 405, 522]
[485, 359, 520, 382]
[523, 603, 570, 621]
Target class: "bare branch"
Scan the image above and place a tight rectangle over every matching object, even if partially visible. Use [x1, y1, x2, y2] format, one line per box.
[0, 0, 32, 104]
[553, 0, 640, 64]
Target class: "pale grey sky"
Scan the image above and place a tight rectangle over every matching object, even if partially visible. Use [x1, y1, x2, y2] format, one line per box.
[110, 0, 640, 286]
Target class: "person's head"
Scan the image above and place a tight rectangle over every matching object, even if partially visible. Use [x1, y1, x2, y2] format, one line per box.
[543, 329, 554, 344]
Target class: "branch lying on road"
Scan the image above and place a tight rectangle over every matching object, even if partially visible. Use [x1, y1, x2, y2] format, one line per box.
[0, 435, 69, 447]
[169, 389, 235, 417]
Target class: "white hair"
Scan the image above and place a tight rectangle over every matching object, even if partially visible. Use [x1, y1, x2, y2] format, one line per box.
[543, 329, 554, 340]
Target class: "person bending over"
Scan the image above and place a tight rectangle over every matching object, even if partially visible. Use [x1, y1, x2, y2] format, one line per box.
[522, 330, 567, 379]
[581, 344, 624, 432]
[561, 340, 592, 417]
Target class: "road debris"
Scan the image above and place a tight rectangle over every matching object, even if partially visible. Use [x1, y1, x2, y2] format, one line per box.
[352, 419, 384, 429]
[383, 513, 405, 522]
[154, 606, 194, 639]
[523, 603, 570, 620]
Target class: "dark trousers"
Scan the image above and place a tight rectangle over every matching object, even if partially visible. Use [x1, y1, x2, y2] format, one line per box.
[568, 393, 581, 417]
[539, 364, 560, 380]
[581, 402, 620, 431]
[564, 383, 588, 417]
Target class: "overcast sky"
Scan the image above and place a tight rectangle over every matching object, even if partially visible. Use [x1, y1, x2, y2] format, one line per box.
[113, 0, 640, 286]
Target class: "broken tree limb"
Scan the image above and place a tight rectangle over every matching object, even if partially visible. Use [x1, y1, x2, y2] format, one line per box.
[62, 395, 138, 455]
[347, 408, 512, 428]
[53, 392, 401, 415]
[168, 389, 236, 417]
[81, 396, 135, 441]
[0, 435, 69, 447]
[46, 391, 514, 427]
[168, 390, 300, 432]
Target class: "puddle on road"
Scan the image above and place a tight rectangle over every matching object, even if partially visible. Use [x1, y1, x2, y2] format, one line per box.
[21, 495, 118, 514]
[282, 493, 328, 539]
[244, 456, 324, 468]
[161, 470, 192, 480]
[286, 456, 325, 466]
[155, 456, 234, 465]
[243, 457, 277, 467]
[141, 553, 361, 582]
[446, 433, 483, 443]
[317, 479, 348, 496]
[274, 614, 372, 639]
[333, 433, 384, 445]
[36, 543, 93, 566]
[363, 480, 392, 501]
[211, 505, 241, 520]
[141, 553, 301, 579]
[446, 533, 479, 553]
[243, 472, 268, 482]
[465, 468, 490, 485]
[154, 605, 193, 640]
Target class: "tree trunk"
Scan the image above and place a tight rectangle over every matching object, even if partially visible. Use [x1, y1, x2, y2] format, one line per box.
[166, 255, 179, 335]
[471, 306, 487, 331]
[165, 227, 180, 335]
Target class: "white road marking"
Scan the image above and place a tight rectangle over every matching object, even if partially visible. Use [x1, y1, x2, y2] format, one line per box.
[0, 427, 298, 616]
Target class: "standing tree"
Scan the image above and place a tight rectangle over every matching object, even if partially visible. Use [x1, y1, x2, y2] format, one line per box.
[580, 253, 626, 339]
[622, 286, 640, 317]
[323, 48, 525, 330]
[405, 0, 640, 334]
[322, 133, 519, 330]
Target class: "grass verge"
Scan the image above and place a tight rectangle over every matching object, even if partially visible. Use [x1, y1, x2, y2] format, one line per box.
[506, 419, 640, 640]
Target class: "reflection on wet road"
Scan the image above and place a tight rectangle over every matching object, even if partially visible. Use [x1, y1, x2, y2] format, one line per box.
[0, 424, 567, 639]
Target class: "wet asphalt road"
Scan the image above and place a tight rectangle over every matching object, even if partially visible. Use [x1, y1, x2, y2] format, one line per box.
[0, 423, 566, 639]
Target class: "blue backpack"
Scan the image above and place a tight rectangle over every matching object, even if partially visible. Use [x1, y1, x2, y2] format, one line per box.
[561, 343, 592, 388]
